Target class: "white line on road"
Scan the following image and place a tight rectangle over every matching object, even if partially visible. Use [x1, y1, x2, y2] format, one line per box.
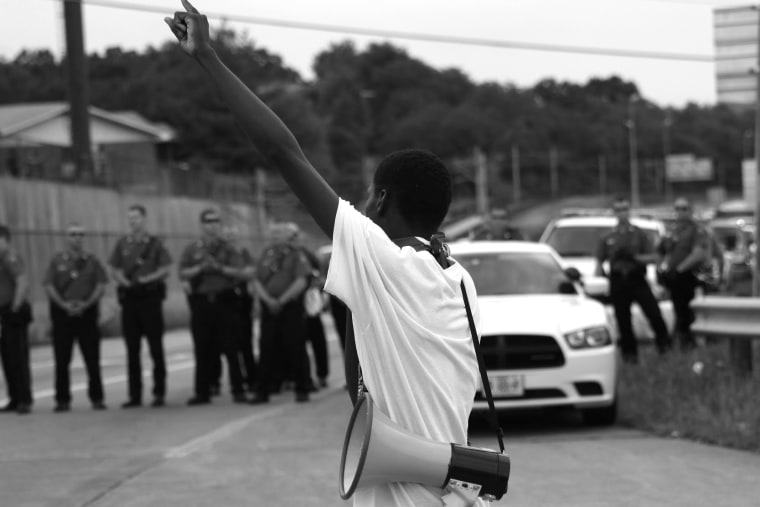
[164, 404, 289, 460]
[0, 360, 196, 405]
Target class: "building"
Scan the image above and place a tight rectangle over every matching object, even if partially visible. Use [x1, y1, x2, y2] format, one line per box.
[0, 102, 176, 192]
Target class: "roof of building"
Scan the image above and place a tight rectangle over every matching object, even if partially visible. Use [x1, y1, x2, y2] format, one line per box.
[0, 102, 176, 147]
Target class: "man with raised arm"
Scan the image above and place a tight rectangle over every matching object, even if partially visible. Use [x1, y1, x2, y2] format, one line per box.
[166, 3, 485, 505]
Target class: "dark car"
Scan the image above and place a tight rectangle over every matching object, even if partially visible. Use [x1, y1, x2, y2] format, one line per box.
[708, 217, 756, 295]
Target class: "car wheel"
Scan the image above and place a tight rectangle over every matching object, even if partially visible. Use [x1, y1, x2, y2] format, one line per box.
[581, 400, 617, 426]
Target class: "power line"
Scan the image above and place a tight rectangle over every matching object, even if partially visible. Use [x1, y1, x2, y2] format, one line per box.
[63, 0, 715, 62]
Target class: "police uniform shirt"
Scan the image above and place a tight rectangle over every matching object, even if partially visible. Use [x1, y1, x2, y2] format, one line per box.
[239, 246, 254, 269]
[256, 243, 311, 299]
[179, 239, 244, 294]
[663, 220, 709, 271]
[44, 252, 108, 301]
[0, 249, 24, 307]
[109, 234, 172, 280]
[235, 246, 254, 293]
[596, 223, 651, 274]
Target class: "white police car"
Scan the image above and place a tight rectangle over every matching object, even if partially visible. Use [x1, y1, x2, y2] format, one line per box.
[450, 241, 618, 425]
[538, 213, 674, 341]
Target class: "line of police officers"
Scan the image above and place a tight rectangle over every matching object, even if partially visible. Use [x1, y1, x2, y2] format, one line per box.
[595, 196, 710, 364]
[0, 206, 320, 415]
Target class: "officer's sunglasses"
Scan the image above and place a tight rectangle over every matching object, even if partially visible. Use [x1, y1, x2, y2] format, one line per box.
[68, 231, 85, 237]
[674, 205, 690, 211]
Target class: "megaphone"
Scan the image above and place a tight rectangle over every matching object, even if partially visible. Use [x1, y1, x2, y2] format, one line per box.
[339, 394, 510, 506]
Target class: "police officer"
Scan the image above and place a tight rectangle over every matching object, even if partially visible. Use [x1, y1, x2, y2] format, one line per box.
[109, 205, 172, 408]
[658, 197, 709, 350]
[0, 225, 33, 415]
[595, 197, 671, 363]
[210, 225, 257, 394]
[250, 223, 312, 404]
[179, 209, 247, 405]
[300, 244, 329, 390]
[44, 223, 108, 412]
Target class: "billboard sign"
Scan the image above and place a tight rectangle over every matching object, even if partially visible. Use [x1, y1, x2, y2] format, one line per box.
[665, 154, 714, 182]
[714, 6, 759, 105]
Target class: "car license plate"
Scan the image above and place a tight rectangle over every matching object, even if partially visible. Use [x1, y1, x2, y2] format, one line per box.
[487, 374, 524, 397]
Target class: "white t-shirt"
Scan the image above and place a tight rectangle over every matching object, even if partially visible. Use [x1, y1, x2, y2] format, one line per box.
[324, 199, 482, 507]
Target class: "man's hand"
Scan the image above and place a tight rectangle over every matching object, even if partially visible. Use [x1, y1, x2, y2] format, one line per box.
[68, 300, 85, 316]
[164, 0, 212, 57]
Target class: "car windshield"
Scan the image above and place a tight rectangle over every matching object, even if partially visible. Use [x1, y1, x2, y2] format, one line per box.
[456, 251, 572, 296]
[544, 225, 659, 257]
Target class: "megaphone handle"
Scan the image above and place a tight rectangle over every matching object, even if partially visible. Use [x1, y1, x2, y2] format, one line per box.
[442, 480, 482, 507]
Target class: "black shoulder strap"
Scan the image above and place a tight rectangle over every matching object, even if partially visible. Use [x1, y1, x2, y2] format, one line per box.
[460, 279, 505, 453]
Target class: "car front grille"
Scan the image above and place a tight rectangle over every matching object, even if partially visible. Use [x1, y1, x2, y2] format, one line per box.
[475, 388, 566, 401]
[480, 334, 565, 369]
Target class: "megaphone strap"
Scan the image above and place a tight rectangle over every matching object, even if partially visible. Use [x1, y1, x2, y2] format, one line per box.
[461, 280, 506, 454]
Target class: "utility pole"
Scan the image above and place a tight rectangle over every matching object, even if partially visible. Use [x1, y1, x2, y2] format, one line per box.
[474, 147, 489, 215]
[663, 113, 672, 201]
[627, 96, 640, 208]
[511, 145, 521, 205]
[255, 168, 268, 238]
[754, 5, 760, 300]
[598, 154, 607, 196]
[63, 0, 92, 182]
[549, 146, 558, 198]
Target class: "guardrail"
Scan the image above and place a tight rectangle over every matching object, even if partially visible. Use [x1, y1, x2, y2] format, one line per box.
[691, 296, 760, 374]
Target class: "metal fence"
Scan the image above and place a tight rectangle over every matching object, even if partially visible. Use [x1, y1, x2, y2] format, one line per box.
[691, 296, 760, 374]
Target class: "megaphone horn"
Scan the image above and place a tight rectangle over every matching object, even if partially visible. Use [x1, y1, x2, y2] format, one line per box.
[339, 394, 510, 503]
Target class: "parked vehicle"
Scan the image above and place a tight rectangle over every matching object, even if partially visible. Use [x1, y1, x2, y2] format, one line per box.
[538, 213, 667, 301]
[538, 212, 674, 341]
[708, 217, 756, 295]
[450, 241, 618, 425]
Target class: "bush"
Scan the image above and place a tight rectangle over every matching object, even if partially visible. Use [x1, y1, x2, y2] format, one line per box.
[618, 342, 760, 453]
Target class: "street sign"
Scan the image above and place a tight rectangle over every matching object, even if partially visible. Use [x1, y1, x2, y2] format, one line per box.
[714, 5, 759, 106]
[665, 153, 714, 182]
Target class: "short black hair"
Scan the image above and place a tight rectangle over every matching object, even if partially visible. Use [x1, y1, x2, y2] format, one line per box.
[128, 204, 147, 216]
[373, 149, 452, 232]
[0, 225, 9, 241]
[611, 195, 630, 207]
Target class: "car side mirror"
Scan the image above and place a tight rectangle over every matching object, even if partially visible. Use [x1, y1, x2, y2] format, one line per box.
[564, 266, 582, 282]
[558, 280, 578, 295]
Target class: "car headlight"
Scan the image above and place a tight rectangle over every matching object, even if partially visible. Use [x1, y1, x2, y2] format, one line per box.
[563, 326, 611, 349]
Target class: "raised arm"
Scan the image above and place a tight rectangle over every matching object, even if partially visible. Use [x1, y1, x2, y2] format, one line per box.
[165, 0, 338, 237]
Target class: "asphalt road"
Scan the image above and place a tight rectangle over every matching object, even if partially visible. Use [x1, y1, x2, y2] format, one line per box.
[2, 318, 760, 507]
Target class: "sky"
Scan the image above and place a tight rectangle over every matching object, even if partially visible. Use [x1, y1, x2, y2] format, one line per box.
[0, 0, 752, 107]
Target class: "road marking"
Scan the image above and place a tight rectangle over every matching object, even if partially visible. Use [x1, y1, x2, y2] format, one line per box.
[164, 385, 343, 460]
[0, 360, 195, 405]
[164, 405, 288, 459]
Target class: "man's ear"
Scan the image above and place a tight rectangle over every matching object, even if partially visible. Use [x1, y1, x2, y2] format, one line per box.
[375, 189, 389, 217]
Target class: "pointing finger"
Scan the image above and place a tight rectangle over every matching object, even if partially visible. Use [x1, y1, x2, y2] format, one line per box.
[181, 0, 200, 15]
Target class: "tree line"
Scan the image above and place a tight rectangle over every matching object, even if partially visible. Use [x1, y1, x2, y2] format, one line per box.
[1, 27, 753, 207]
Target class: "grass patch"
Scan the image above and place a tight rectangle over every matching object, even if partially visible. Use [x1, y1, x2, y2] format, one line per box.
[618, 341, 760, 453]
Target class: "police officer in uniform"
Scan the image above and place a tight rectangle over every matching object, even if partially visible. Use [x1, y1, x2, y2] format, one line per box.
[109, 205, 172, 408]
[250, 223, 312, 404]
[179, 209, 247, 405]
[222, 225, 257, 393]
[44, 223, 108, 412]
[658, 197, 709, 350]
[300, 244, 330, 390]
[595, 197, 671, 363]
[0, 225, 33, 415]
